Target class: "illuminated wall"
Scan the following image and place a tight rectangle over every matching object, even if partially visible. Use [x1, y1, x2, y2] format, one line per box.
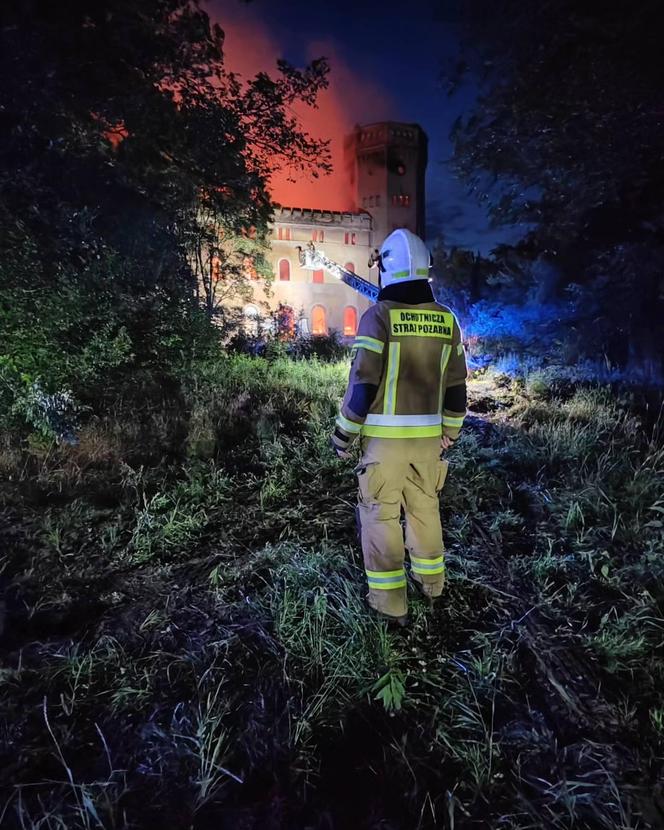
[255, 206, 375, 336]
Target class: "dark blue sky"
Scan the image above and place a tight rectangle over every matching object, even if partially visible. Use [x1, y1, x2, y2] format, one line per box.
[214, 0, 522, 254]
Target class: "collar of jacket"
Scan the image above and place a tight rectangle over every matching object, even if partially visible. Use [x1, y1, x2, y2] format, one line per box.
[378, 280, 435, 304]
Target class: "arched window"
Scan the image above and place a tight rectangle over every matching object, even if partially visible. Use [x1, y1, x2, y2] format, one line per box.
[279, 259, 290, 281]
[343, 306, 358, 336]
[211, 256, 221, 282]
[311, 305, 327, 335]
[345, 262, 355, 273]
[313, 269, 324, 284]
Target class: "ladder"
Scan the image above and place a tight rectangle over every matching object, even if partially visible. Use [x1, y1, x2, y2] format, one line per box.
[297, 243, 379, 303]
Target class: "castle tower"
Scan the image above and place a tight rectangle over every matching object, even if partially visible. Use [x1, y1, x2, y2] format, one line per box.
[344, 122, 428, 246]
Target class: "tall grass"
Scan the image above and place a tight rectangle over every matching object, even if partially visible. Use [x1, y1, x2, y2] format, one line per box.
[2, 355, 663, 829]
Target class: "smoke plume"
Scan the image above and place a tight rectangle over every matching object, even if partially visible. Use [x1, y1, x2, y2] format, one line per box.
[212, 8, 394, 211]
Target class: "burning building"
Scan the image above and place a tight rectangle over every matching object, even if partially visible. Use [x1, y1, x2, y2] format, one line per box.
[246, 121, 427, 337]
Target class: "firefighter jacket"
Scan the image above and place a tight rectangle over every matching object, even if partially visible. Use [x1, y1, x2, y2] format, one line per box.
[332, 281, 468, 452]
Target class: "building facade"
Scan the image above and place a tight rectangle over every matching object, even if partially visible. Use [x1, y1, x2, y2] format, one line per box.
[249, 207, 374, 337]
[244, 121, 427, 338]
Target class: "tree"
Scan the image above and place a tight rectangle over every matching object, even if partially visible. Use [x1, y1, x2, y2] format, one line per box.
[449, 0, 664, 376]
[0, 0, 330, 289]
[0, 0, 332, 412]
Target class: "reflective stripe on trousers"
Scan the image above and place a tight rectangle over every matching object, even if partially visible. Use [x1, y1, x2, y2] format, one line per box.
[356, 437, 448, 618]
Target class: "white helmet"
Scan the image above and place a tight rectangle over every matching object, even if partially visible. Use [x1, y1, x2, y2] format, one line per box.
[378, 228, 432, 288]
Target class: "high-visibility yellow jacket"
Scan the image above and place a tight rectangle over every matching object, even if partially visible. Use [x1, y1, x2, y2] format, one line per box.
[332, 282, 468, 451]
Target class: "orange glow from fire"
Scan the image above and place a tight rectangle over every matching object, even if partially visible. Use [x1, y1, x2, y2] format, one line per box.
[211, 256, 222, 282]
[343, 306, 358, 336]
[243, 256, 258, 281]
[214, 11, 394, 212]
[312, 305, 327, 335]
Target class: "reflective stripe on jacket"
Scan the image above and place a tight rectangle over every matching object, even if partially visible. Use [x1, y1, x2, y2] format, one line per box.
[332, 289, 468, 451]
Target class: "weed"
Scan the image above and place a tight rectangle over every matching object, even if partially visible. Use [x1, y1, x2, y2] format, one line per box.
[3, 355, 663, 829]
[586, 605, 663, 673]
[371, 667, 407, 711]
[650, 706, 664, 736]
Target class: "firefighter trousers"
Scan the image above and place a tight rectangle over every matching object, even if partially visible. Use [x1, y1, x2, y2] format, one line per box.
[356, 437, 448, 618]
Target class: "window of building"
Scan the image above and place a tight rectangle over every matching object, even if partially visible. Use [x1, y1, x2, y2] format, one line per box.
[343, 306, 358, 337]
[211, 256, 221, 283]
[345, 262, 355, 273]
[278, 226, 292, 241]
[319, 230, 325, 242]
[243, 256, 258, 281]
[375, 195, 380, 207]
[344, 232, 349, 245]
[313, 269, 324, 284]
[351, 232, 357, 245]
[278, 258, 290, 281]
[312, 305, 327, 335]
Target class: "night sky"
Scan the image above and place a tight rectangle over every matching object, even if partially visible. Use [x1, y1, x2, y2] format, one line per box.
[212, 0, 523, 253]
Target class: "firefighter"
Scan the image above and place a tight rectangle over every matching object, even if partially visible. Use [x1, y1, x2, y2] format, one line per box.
[332, 229, 467, 625]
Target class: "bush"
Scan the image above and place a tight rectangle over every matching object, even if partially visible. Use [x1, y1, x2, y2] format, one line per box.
[0, 253, 221, 435]
[227, 331, 349, 363]
[288, 331, 349, 362]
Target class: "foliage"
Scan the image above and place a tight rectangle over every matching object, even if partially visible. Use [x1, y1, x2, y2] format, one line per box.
[2, 356, 663, 827]
[450, 0, 664, 377]
[228, 330, 350, 363]
[0, 252, 225, 435]
[0, 0, 330, 278]
[0, 0, 333, 434]
[286, 331, 350, 362]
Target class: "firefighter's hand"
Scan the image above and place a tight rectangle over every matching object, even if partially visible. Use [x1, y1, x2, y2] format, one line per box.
[335, 448, 353, 460]
[440, 435, 456, 452]
[330, 436, 353, 460]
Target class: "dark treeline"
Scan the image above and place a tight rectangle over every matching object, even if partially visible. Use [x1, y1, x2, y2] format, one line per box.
[0, 0, 329, 434]
[437, 0, 664, 383]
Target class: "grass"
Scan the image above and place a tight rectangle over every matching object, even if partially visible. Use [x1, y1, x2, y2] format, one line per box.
[1, 355, 663, 828]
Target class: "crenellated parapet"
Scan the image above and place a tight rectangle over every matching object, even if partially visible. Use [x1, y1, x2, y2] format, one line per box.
[273, 205, 373, 229]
